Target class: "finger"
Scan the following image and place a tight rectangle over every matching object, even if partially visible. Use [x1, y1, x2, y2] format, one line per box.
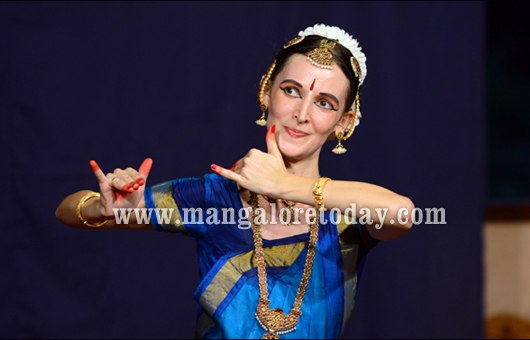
[107, 174, 131, 193]
[234, 161, 243, 175]
[210, 164, 245, 184]
[113, 169, 134, 192]
[230, 159, 244, 174]
[124, 168, 142, 188]
[107, 172, 133, 193]
[224, 162, 243, 191]
[114, 191, 125, 200]
[266, 124, 282, 160]
[90, 160, 109, 184]
[115, 169, 135, 184]
[138, 158, 153, 179]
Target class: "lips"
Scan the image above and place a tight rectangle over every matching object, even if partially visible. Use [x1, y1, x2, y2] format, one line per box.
[284, 126, 309, 138]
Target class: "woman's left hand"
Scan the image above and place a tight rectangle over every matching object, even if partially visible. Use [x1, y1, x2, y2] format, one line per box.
[211, 125, 290, 198]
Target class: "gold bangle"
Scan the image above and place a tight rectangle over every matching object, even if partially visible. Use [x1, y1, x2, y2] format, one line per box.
[75, 192, 108, 228]
[312, 177, 331, 210]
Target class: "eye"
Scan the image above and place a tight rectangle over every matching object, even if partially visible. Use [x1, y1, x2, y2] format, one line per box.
[280, 86, 301, 98]
[315, 98, 338, 111]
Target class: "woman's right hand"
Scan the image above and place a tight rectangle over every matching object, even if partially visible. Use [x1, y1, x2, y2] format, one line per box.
[89, 158, 153, 217]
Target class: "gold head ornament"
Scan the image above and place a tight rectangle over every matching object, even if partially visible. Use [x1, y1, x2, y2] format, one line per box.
[305, 39, 337, 70]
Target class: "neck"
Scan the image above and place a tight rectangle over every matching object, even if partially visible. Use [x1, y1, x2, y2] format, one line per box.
[283, 150, 321, 179]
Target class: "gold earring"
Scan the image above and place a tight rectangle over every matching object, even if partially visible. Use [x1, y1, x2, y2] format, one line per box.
[256, 60, 276, 126]
[333, 91, 360, 154]
[255, 112, 267, 127]
[333, 106, 358, 155]
[332, 132, 347, 155]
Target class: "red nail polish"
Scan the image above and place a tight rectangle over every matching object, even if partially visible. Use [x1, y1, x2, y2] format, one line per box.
[211, 164, 221, 173]
[270, 124, 276, 133]
[133, 183, 139, 190]
[89, 160, 99, 172]
[139, 158, 153, 177]
[137, 178, 145, 185]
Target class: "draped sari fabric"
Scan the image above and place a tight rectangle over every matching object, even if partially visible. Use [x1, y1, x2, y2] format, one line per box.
[144, 174, 378, 339]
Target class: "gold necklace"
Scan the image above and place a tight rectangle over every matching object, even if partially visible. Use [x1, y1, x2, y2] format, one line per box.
[261, 195, 297, 225]
[249, 192, 319, 339]
[280, 200, 296, 225]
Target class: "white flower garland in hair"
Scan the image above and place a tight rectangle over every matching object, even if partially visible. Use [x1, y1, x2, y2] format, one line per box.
[299, 24, 367, 127]
[299, 24, 367, 85]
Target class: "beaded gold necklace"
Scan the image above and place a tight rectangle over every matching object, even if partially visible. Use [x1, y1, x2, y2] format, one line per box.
[261, 194, 297, 225]
[249, 192, 319, 339]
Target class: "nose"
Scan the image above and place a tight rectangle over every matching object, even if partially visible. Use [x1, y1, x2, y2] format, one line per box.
[294, 98, 311, 123]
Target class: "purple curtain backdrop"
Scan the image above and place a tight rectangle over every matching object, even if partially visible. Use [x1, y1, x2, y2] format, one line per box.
[0, 2, 484, 338]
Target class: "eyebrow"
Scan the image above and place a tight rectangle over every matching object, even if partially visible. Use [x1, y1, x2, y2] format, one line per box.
[280, 79, 303, 88]
[280, 79, 341, 107]
[319, 92, 340, 106]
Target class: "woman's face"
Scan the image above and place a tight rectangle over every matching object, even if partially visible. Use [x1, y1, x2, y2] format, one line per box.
[263, 53, 353, 161]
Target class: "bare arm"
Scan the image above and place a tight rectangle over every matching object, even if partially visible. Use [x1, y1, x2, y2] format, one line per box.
[220, 171, 414, 241]
[213, 126, 414, 241]
[268, 176, 414, 241]
[55, 158, 154, 231]
[55, 190, 152, 230]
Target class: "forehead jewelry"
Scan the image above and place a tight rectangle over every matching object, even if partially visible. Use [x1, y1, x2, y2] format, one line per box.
[350, 57, 361, 80]
[283, 35, 305, 48]
[298, 23, 367, 129]
[257, 24, 367, 129]
[305, 39, 337, 70]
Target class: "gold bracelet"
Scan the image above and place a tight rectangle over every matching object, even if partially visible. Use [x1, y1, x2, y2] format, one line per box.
[312, 177, 331, 210]
[75, 192, 108, 228]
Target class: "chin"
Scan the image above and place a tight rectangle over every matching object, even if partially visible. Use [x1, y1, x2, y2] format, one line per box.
[277, 135, 314, 161]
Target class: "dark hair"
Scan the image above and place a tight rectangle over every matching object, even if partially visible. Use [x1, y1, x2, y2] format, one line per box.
[268, 35, 360, 114]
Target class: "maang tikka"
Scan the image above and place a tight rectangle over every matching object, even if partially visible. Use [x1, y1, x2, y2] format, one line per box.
[305, 39, 337, 69]
[256, 36, 341, 125]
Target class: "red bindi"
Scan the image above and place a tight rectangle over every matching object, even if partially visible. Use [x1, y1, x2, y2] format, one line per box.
[310, 79, 316, 91]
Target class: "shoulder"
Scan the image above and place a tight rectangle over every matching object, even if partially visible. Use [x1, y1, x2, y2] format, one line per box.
[199, 173, 240, 208]
[170, 173, 235, 193]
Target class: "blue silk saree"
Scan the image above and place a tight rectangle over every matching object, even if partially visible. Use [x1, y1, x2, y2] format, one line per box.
[144, 173, 378, 339]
